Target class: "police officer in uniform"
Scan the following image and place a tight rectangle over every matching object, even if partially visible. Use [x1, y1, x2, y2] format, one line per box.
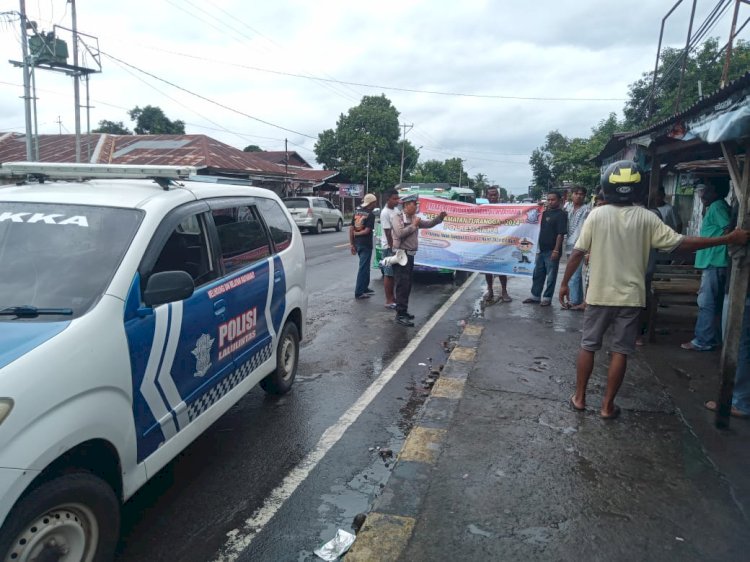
[390, 194, 447, 326]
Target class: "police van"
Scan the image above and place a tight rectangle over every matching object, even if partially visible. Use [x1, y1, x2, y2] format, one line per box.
[0, 163, 307, 561]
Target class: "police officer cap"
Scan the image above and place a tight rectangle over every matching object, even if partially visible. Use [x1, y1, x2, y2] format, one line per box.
[400, 194, 419, 203]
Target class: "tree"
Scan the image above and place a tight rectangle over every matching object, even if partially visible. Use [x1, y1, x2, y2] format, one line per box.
[410, 158, 470, 187]
[128, 105, 185, 135]
[243, 144, 263, 152]
[92, 120, 131, 134]
[314, 95, 416, 191]
[624, 38, 750, 128]
[529, 114, 625, 191]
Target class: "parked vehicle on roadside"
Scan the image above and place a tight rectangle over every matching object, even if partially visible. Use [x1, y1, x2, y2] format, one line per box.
[283, 196, 344, 234]
[0, 162, 307, 562]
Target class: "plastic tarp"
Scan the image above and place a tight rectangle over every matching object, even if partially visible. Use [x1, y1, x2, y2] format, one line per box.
[683, 93, 750, 144]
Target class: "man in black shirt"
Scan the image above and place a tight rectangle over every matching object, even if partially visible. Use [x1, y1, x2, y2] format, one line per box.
[349, 193, 378, 299]
[523, 191, 568, 306]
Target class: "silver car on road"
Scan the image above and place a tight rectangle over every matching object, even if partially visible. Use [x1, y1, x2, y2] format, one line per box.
[283, 196, 344, 234]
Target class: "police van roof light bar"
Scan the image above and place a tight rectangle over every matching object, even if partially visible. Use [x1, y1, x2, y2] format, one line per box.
[1, 162, 197, 188]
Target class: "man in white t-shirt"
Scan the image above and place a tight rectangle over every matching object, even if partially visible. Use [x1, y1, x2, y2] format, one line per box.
[379, 188, 401, 309]
[559, 161, 749, 419]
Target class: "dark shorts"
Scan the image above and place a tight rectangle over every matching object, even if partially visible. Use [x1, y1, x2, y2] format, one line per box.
[581, 305, 641, 355]
[381, 248, 394, 277]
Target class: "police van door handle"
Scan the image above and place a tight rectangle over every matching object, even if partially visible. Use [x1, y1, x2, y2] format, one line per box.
[213, 299, 226, 316]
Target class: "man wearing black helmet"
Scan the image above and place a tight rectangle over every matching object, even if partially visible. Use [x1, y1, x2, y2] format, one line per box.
[560, 161, 749, 420]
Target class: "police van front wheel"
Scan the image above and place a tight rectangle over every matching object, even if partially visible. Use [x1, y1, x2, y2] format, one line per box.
[0, 472, 119, 562]
[261, 322, 299, 395]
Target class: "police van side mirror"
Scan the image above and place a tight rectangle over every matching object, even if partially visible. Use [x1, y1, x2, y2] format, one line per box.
[143, 271, 195, 307]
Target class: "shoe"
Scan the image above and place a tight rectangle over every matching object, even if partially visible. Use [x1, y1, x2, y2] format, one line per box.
[384, 303, 398, 309]
[364, 288, 375, 294]
[522, 298, 540, 304]
[355, 294, 371, 300]
[396, 315, 415, 327]
[540, 300, 551, 307]
[404, 312, 415, 320]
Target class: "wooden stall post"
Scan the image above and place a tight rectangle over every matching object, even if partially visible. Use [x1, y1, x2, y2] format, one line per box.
[648, 152, 661, 208]
[716, 142, 750, 428]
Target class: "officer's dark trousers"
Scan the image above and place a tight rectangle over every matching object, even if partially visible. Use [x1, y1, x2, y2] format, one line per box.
[393, 254, 415, 315]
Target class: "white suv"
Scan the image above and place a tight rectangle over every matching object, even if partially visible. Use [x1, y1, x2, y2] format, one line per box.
[283, 196, 344, 234]
[0, 163, 307, 561]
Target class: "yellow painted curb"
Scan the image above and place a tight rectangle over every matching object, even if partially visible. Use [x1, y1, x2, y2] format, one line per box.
[450, 346, 476, 362]
[431, 377, 465, 399]
[463, 324, 484, 337]
[398, 426, 446, 464]
[346, 513, 416, 561]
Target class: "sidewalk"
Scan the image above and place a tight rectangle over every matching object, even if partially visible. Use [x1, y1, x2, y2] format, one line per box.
[348, 284, 750, 561]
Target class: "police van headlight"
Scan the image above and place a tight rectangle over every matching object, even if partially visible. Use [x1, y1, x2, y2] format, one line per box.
[0, 399, 13, 425]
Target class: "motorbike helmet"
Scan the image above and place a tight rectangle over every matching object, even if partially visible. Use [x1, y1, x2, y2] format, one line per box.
[601, 160, 643, 204]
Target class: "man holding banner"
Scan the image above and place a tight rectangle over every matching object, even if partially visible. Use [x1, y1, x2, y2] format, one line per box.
[484, 186, 512, 303]
[391, 194, 447, 326]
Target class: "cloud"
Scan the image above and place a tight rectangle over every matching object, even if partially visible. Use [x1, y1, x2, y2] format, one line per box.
[0, 0, 737, 192]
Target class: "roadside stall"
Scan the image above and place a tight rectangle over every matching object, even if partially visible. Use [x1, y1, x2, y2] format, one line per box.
[596, 71, 750, 427]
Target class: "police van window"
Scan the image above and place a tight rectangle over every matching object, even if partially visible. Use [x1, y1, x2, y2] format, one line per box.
[212, 206, 271, 273]
[254, 198, 293, 252]
[152, 214, 216, 287]
[0, 203, 143, 321]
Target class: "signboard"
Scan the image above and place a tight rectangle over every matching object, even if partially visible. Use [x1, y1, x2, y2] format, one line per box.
[336, 184, 365, 197]
[414, 196, 543, 277]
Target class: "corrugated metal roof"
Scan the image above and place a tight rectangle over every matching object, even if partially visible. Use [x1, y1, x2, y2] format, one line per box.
[623, 70, 750, 142]
[0, 133, 288, 176]
[0, 133, 344, 185]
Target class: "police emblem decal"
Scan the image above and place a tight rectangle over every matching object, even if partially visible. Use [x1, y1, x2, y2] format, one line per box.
[192, 333, 215, 377]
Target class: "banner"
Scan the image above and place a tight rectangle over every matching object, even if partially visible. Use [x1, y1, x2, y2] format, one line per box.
[415, 196, 543, 277]
[336, 183, 365, 197]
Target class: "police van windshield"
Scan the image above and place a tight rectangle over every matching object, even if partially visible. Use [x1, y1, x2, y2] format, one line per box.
[0, 203, 143, 321]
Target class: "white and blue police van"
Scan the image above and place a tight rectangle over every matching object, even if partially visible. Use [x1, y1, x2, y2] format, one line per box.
[0, 163, 307, 561]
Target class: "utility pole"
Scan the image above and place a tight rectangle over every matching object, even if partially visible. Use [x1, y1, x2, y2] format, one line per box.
[19, 0, 33, 160]
[674, 0, 697, 114]
[458, 159, 464, 188]
[284, 138, 289, 197]
[70, 0, 81, 163]
[720, 0, 742, 88]
[57, 116, 63, 134]
[399, 122, 413, 184]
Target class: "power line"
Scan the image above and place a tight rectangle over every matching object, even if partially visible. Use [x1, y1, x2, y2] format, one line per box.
[102, 39, 626, 103]
[100, 50, 316, 139]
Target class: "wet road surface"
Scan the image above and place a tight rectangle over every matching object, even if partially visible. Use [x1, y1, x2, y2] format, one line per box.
[116, 230, 481, 561]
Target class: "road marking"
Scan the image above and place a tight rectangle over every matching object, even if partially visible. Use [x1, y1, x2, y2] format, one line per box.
[333, 242, 350, 248]
[213, 273, 478, 562]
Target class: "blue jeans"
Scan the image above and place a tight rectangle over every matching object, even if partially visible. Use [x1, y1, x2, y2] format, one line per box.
[691, 267, 727, 350]
[355, 245, 372, 297]
[567, 257, 584, 305]
[722, 296, 750, 415]
[530, 250, 560, 302]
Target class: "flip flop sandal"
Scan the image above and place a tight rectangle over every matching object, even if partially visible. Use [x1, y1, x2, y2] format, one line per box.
[569, 395, 585, 412]
[600, 405, 621, 420]
[502, 296, 513, 302]
[704, 400, 750, 418]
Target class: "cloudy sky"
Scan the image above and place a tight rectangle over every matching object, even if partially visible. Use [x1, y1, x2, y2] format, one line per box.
[0, 0, 741, 193]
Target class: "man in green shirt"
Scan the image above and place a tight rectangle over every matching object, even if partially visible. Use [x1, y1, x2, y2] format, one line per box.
[681, 182, 731, 351]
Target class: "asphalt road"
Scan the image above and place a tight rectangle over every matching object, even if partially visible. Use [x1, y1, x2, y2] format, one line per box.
[116, 229, 481, 562]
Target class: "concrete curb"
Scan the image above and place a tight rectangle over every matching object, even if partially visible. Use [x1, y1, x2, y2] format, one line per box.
[346, 322, 484, 561]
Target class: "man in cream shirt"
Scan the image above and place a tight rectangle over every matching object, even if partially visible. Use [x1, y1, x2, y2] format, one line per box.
[560, 161, 749, 419]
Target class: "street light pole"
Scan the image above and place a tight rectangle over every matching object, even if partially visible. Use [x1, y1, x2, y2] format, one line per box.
[399, 122, 413, 185]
